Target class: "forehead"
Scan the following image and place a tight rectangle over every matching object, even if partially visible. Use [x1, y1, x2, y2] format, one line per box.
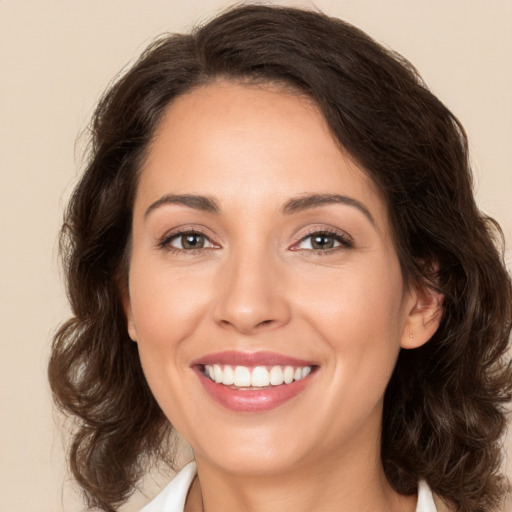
[136, 81, 390, 232]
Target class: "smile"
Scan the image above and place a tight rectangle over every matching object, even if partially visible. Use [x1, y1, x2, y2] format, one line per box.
[203, 364, 312, 387]
[192, 351, 318, 412]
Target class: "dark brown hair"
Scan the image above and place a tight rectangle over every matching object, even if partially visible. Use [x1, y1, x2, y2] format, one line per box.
[49, 5, 512, 511]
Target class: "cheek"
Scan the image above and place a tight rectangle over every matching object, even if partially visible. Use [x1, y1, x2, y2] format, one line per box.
[126, 257, 215, 407]
[297, 257, 406, 341]
[129, 261, 207, 346]
[302, 284, 403, 442]
[127, 263, 210, 425]
[295, 259, 406, 394]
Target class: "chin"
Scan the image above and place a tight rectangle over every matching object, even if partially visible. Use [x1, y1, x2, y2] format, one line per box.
[200, 439, 310, 476]
[185, 411, 330, 477]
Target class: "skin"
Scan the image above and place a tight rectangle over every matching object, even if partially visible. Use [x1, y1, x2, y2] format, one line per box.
[124, 82, 442, 512]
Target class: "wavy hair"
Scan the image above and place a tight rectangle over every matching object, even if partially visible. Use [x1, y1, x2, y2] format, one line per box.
[48, 5, 512, 511]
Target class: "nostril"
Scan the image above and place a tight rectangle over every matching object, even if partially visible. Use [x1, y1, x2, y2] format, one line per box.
[219, 318, 274, 329]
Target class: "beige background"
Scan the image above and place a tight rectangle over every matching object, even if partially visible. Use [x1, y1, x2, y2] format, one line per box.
[1, 1, 511, 511]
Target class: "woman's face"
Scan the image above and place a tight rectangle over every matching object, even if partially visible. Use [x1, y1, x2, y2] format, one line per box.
[125, 82, 436, 476]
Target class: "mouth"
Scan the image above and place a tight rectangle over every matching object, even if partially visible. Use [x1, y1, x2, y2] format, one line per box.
[191, 351, 318, 412]
[201, 363, 313, 388]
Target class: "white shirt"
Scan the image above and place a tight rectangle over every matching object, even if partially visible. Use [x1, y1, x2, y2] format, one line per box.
[140, 461, 438, 512]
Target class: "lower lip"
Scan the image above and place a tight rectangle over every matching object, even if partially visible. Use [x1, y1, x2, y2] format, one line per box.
[193, 367, 315, 413]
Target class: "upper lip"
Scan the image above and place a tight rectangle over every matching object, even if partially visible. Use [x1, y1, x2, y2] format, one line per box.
[190, 350, 317, 367]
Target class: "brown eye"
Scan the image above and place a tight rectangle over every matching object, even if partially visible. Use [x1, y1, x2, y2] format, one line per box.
[165, 232, 214, 250]
[310, 234, 335, 250]
[294, 231, 353, 251]
[181, 234, 205, 249]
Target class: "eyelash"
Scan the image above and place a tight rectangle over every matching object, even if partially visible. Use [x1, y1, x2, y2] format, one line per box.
[157, 228, 353, 254]
[157, 228, 215, 254]
[291, 228, 354, 253]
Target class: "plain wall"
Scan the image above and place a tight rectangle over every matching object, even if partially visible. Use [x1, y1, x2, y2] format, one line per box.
[1, 1, 511, 511]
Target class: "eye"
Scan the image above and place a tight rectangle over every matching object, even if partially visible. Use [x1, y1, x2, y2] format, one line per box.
[293, 230, 353, 251]
[159, 231, 216, 251]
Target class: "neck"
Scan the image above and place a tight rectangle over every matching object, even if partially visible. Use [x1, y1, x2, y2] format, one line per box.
[186, 432, 416, 512]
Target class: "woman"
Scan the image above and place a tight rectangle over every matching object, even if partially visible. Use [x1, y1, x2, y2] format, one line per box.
[48, 5, 512, 512]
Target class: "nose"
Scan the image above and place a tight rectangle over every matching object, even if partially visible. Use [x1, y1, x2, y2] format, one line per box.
[212, 248, 291, 335]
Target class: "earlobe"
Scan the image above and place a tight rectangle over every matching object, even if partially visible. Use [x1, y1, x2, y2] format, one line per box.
[121, 294, 138, 342]
[127, 315, 138, 343]
[400, 285, 443, 349]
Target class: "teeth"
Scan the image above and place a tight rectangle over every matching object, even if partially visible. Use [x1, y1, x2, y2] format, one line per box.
[222, 365, 234, 385]
[234, 366, 251, 387]
[251, 366, 270, 387]
[269, 366, 283, 385]
[203, 364, 313, 387]
[213, 364, 223, 384]
[283, 366, 294, 384]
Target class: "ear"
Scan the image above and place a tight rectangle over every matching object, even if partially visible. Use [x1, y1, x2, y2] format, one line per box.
[400, 283, 443, 349]
[121, 291, 138, 343]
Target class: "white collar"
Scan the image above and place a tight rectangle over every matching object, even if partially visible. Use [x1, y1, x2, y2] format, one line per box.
[140, 461, 438, 512]
[140, 461, 197, 512]
[416, 479, 438, 512]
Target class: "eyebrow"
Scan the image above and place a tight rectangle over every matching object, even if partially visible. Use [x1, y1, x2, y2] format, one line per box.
[145, 194, 220, 219]
[282, 193, 375, 226]
[144, 192, 375, 226]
